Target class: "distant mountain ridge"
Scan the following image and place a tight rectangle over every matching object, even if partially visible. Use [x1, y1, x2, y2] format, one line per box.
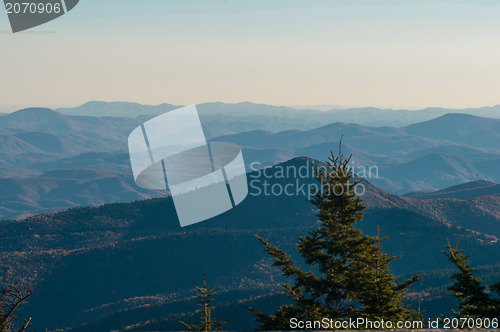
[211, 113, 500, 152]
[0, 107, 499, 219]
[404, 180, 500, 200]
[0, 107, 139, 136]
[0, 167, 166, 220]
[57, 101, 180, 118]
[211, 113, 500, 193]
[57, 101, 500, 127]
[0, 108, 139, 157]
[371, 153, 485, 193]
[405, 113, 500, 149]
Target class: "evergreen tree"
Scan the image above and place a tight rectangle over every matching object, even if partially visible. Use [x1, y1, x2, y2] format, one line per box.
[443, 239, 500, 318]
[180, 274, 227, 331]
[249, 149, 421, 330]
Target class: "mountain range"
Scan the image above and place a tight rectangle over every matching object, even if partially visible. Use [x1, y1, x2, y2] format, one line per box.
[0, 168, 167, 220]
[212, 113, 500, 193]
[0, 108, 137, 165]
[1, 102, 499, 330]
[1, 106, 500, 220]
[1, 158, 498, 331]
[57, 101, 500, 128]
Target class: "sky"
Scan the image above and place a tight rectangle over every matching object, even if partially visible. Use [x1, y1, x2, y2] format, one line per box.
[2, 0, 500, 111]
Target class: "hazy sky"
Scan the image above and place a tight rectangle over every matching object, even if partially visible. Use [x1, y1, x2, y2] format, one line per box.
[2, 0, 500, 110]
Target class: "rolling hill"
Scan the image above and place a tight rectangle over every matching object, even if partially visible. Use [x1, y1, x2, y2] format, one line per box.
[0, 108, 139, 171]
[402, 180, 500, 237]
[404, 113, 500, 149]
[0, 107, 139, 140]
[0, 168, 166, 220]
[57, 101, 180, 118]
[371, 153, 486, 193]
[210, 114, 500, 193]
[404, 180, 500, 200]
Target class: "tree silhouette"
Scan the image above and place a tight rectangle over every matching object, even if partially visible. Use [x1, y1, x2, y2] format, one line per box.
[443, 239, 500, 318]
[0, 285, 32, 332]
[249, 148, 421, 329]
[180, 274, 227, 331]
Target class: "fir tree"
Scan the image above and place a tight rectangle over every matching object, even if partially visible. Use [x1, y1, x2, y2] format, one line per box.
[249, 148, 421, 330]
[180, 274, 227, 331]
[443, 239, 500, 318]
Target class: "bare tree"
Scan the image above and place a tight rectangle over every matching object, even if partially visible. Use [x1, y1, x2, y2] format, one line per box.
[0, 286, 32, 332]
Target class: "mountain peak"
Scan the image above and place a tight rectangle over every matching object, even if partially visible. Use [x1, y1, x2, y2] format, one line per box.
[0, 107, 64, 122]
[0, 107, 74, 132]
[406, 112, 494, 126]
[403, 112, 500, 149]
[438, 112, 493, 121]
[10, 107, 60, 117]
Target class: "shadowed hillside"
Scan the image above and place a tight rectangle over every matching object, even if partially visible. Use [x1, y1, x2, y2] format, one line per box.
[1, 158, 498, 331]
